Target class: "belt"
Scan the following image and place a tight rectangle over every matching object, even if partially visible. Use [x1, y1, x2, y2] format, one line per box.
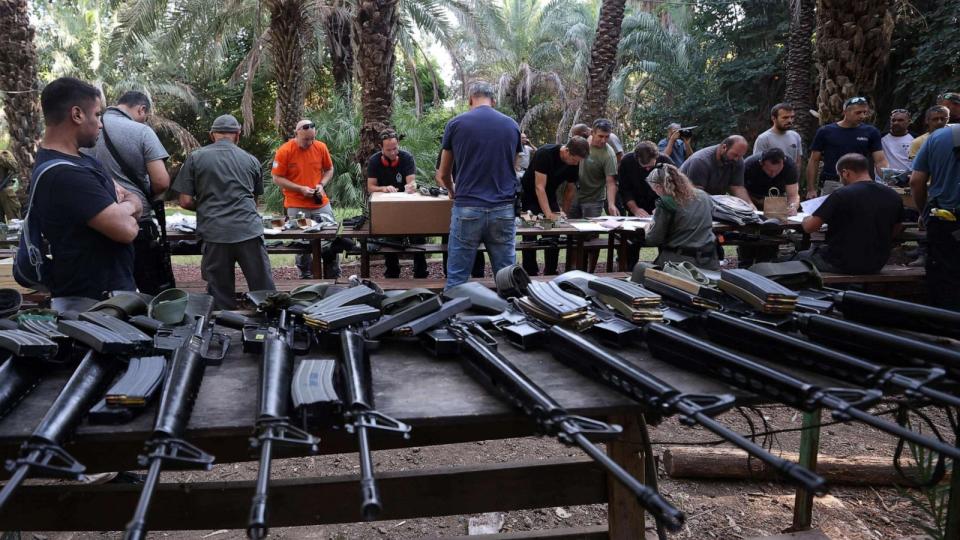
[664, 244, 714, 258]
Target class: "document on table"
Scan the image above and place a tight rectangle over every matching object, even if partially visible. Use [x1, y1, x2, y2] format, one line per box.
[801, 195, 828, 215]
[568, 221, 610, 232]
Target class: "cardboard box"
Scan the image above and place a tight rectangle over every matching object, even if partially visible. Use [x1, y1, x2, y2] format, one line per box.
[369, 192, 453, 235]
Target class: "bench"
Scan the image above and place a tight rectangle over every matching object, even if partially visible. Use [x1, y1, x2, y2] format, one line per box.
[821, 265, 926, 302]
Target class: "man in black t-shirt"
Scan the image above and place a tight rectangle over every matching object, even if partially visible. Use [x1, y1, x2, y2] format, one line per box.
[618, 141, 672, 216]
[519, 137, 589, 276]
[743, 148, 800, 211]
[806, 96, 888, 198]
[366, 130, 427, 278]
[32, 77, 142, 312]
[799, 153, 903, 274]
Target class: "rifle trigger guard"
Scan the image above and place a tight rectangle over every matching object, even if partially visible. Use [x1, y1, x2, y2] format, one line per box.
[200, 331, 231, 365]
[557, 415, 622, 443]
[7, 442, 85, 479]
[139, 437, 215, 471]
[355, 410, 412, 439]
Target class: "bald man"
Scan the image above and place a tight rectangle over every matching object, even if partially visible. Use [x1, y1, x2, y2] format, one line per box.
[271, 118, 339, 278]
[679, 134, 753, 206]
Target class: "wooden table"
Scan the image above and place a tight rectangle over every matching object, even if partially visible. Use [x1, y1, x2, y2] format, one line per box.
[0, 330, 741, 537]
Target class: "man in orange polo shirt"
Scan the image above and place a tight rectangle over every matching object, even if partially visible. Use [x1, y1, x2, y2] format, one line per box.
[272, 118, 340, 278]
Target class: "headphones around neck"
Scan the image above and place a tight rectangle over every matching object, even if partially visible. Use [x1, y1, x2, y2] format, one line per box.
[381, 153, 400, 168]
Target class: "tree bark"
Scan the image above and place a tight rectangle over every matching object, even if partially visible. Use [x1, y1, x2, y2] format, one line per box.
[785, 0, 817, 148]
[268, 0, 310, 140]
[353, 0, 400, 175]
[814, 0, 894, 124]
[0, 0, 42, 186]
[580, 0, 627, 125]
[323, 6, 354, 101]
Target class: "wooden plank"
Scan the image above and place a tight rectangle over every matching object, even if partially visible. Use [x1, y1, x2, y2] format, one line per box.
[0, 458, 608, 531]
[435, 524, 609, 539]
[606, 414, 645, 540]
[746, 530, 831, 540]
[821, 265, 925, 284]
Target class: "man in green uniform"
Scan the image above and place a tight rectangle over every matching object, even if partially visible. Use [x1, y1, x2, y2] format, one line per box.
[0, 149, 22, 223]
[173, 114, 275, 309]
[566, 118, 619, 218]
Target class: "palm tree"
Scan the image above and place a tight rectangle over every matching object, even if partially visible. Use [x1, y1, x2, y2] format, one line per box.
[353, 0, 401, 168]
[814, 0, 894, 123]
[266, 0, 314, 139]
[784, 0, 816, 146]
[0, 0, 42, 184]
[580, 0, 626, 125]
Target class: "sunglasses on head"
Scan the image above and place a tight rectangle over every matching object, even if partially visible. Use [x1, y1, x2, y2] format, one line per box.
[939, 92, 960, 103]
[891, 109, 909, 115]
[843, 96, 868, 108]
[298, 123, 315, 130]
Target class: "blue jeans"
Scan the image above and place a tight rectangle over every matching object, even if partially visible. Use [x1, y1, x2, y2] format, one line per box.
[446, 204, 516, 289]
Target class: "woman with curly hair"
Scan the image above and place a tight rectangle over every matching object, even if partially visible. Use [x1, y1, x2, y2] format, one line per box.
[643, 163, 719, 270]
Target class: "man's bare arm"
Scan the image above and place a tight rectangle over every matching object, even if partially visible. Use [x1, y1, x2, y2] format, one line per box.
[88, 203, 140, 244]
[805, 151, 822, 199]
[436, 150, 455, 197]
[872, 150, 889, 176]
[178, 193, 197, 212]
[605, 175, 620, 216]
[801, 215, 824, 234]
[910, 170, 929, 212]
[145, 159, 170, 196]
[272, 174, 314, 196]
[730, 185, 755, 208]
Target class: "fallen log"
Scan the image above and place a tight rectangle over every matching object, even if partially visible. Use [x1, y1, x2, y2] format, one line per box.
[662, 447, 949, 486]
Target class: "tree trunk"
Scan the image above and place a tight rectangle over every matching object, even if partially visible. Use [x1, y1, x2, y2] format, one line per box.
[785, 0, 817, 148]
[323, 6, 354, 101]
[580, 0, 627, 125]
[814, 0, 894, 124]
[268, 0, 310, 140]
[0, 0, 42, 186]
[353, 0, 400, 174]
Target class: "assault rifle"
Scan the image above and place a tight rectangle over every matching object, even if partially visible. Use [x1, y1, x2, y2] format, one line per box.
[435, 321, 686, 531]
[0, 329, 61, 420]
[829, 290, 960, 340]
[218, 308, 319, 540]
[0, 319, 142, 511]
[644, 322, 960, 460]
[124, 313, 230, 540]
[698, 311, 960, 409]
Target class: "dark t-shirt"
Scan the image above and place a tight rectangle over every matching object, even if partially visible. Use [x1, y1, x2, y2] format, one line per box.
[368, 149, 416, 191]
[33, 148, 135, 298]
[810, 123, 883, 182]
[441, 105, 522, 208]
[743, 154, 799, 200]
[814, 181, 904, 274]
[520, 144, 578, 213]
[618, 153, 672, 213]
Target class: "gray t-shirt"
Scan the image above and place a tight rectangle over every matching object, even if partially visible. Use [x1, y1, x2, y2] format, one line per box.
[680, 144, 745, 196]
[85, 108, 169, 220]
[577, 143, 617, 202]
[753, 128, 803, 164]
[172, 139, 264, 244]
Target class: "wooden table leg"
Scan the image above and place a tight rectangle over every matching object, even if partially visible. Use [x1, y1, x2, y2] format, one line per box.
[608, 414, 647, 540]
[618, 233, 629, 272]
[311, 240, 323, 279]
[360, 238, 370, 278]
[564, 235, 574, 272]
[789, 408, 822, 531]
[606, 234, 615, 273]
[577, 237, 587, 271]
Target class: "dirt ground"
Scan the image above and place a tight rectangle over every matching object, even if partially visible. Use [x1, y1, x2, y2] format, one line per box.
[10, 258, 952, 540]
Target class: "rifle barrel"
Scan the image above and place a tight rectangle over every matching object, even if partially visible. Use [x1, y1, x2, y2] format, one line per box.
[0, 459, 33, 510]
[247, 438, 274, 540]
[356, 421, 381, 521]
[123, 456, 164, 540]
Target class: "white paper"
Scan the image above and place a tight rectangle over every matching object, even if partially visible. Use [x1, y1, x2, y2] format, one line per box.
[800, 195, 828, 215]
[568, 221, 609, 232]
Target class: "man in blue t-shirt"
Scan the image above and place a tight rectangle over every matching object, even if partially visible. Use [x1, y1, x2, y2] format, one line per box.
[33, 77, 142, 312]
[436, 81, 522, 288]
[806, 97, 888, 199]
[910, 124, 960, 310]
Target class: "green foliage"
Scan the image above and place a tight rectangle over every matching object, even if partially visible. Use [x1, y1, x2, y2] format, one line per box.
[893, 412, 953, 540]
[890, 0, 960, 120]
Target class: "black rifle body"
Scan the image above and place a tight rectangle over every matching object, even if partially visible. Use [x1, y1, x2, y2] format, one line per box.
[124, 317, 218, 540]
[545, 325, 827, 494]
[247, 311, 318, 540]
[645, 323, 960, 460]
[702, 312, 960, 408]
[449, 323, 685, 531]
[0, 355, 43, 420]
[834, 290, 960, 339]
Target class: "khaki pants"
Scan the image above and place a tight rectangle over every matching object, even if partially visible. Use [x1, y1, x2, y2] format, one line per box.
[0, 185, 21, 222]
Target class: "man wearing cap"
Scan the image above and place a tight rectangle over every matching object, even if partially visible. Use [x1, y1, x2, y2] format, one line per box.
[910, 117, 960, 310]
[908, 106, 950, 163]
[938, 92, 960, 121]
[271, 119, 339, 278]
[806, 97, 888, 199]
[658, 122, 694, 167]
[173, 114, 275, 309]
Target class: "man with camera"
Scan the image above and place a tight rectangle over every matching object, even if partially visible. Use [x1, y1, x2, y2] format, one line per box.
[658, 123, 695, 167]
[272, 118, 342, 278]
[366, 129, 428, 279]
[85, 90, 173, 294]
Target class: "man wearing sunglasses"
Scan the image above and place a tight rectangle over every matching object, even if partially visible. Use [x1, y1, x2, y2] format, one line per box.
[806, 96, 887, 199]
[271, 119, 339, 278]
[881, 109, 914, 171]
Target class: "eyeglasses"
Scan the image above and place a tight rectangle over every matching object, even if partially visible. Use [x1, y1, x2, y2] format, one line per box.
[298, 123, 315, 130]
[939, 92, 960, 103]
[843, 97, 868, 108]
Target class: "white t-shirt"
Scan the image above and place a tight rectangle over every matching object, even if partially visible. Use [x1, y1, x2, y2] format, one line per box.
[881, 133, 914, 171]
[753, 128, 803, 164]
